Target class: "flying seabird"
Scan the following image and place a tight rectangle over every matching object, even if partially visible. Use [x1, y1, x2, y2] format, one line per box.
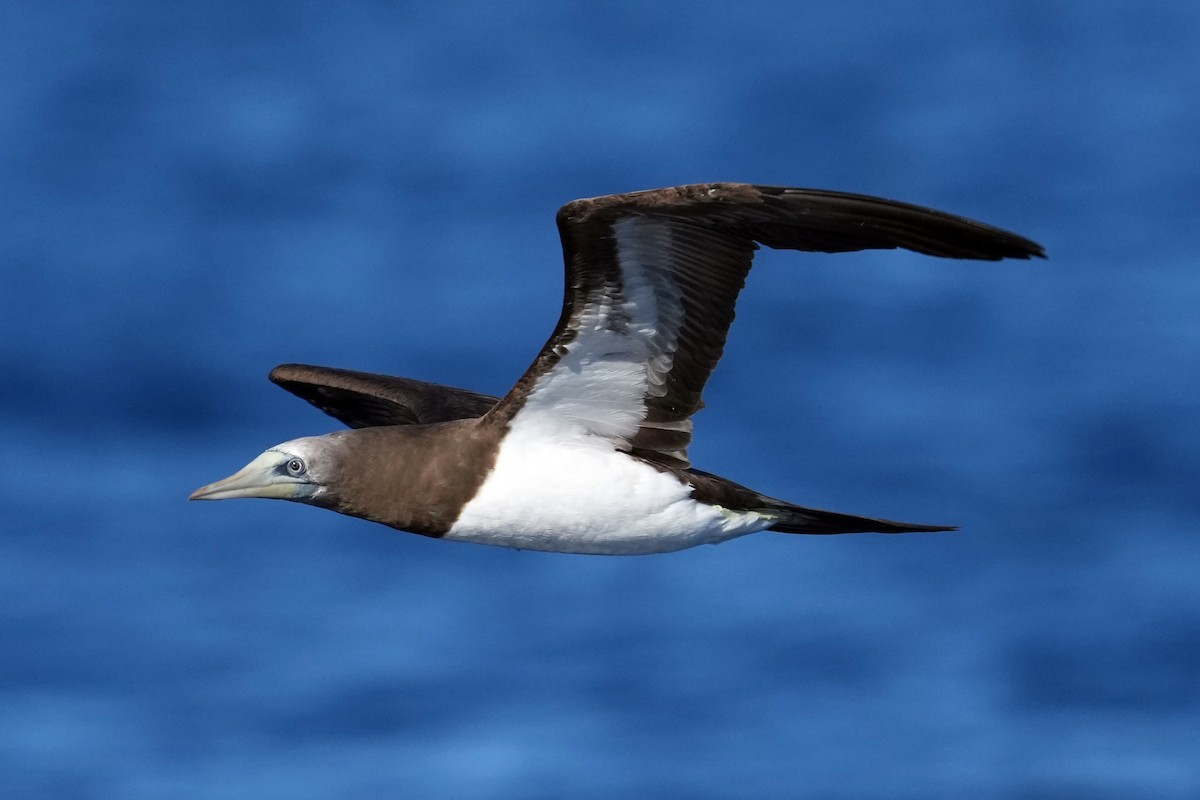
[191, 183, 1043, 555]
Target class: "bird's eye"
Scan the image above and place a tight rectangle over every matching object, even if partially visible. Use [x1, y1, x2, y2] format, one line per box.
[286, 458, 306, 476]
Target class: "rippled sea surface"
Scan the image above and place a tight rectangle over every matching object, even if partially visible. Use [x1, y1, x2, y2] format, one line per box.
[3, 2, 1198, 798]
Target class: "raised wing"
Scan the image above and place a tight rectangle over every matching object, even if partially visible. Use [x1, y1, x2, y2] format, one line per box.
[487, 183, 1044, 468]
[269, 363, 498, 428]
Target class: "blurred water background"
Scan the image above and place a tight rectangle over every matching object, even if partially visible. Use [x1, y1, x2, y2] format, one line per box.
[2, 2, 1198, 798]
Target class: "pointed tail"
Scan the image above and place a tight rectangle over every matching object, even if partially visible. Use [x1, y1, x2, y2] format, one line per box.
[766, 503, 955, 535]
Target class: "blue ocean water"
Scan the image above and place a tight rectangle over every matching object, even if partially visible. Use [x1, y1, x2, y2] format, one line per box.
[2, 2, 1198, 797]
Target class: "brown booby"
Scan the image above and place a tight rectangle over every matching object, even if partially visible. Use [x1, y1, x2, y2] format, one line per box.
[190, 183, 1043, 554]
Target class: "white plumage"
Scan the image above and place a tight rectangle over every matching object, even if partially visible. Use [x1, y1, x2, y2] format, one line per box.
[446, 421, 774, 554]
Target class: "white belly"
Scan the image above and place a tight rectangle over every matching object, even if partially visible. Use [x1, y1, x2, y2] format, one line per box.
[445, 435, 774, 555]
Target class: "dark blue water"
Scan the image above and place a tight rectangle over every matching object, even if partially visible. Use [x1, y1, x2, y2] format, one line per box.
[3, 2, 1198, 797]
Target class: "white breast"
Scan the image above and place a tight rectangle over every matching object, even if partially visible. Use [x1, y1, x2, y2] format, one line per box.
[446, 428, 775, 555]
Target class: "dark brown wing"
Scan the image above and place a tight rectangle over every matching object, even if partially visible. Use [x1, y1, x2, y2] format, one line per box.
[483, 183, 1043, 469]
[269, 363, 498, 428]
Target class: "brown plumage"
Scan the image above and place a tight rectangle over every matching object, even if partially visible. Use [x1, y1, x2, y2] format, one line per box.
[269, 364, 498, 427]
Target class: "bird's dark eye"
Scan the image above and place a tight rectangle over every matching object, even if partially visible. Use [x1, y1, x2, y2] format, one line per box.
[286, 458, 306, 476]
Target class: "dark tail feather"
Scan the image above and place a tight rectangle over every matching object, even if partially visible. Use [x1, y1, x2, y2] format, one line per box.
[766, 504, 955, 535]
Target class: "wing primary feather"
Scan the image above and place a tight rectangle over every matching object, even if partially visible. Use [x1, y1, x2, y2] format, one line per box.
[269, 364, 498, 428]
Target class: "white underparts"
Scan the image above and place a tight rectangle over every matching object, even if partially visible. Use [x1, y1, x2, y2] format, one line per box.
[445, 427, 776, 554]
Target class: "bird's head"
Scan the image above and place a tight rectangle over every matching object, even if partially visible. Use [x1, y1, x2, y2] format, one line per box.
[189, 434, 346, 505]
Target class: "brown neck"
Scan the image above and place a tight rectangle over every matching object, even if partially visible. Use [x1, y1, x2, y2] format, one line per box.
[316, 419, 504, 537]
